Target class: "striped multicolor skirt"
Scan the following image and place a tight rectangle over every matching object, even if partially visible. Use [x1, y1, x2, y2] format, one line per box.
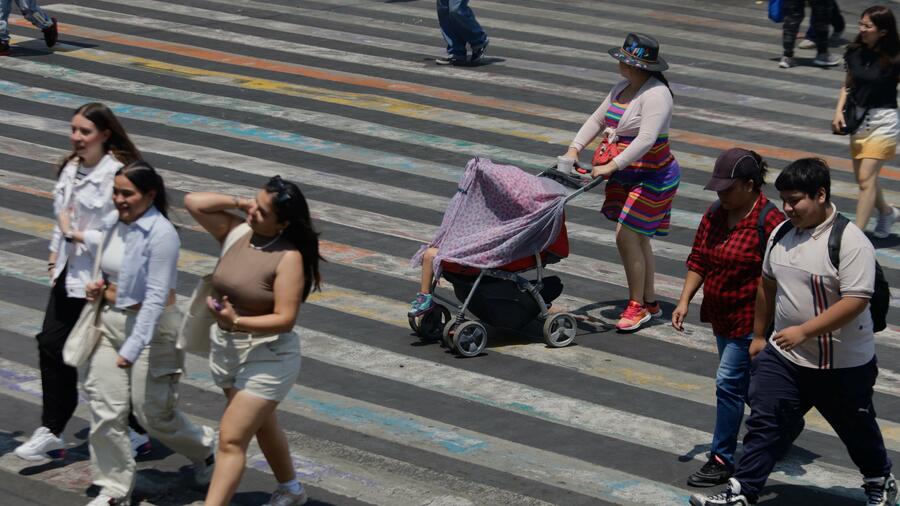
[600, 151, 681, 237]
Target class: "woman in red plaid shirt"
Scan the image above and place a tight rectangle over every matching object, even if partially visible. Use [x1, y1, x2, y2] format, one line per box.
[672, 148, 785, 489]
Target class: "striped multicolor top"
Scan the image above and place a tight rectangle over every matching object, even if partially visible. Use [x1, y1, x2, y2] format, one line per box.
[605, 100, 674, 170]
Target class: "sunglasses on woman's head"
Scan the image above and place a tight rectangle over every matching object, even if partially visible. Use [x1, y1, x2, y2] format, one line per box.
[268, 175, 293, 205]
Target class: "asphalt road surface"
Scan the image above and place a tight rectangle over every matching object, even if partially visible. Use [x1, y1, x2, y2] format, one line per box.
[1, 0, 899, 504]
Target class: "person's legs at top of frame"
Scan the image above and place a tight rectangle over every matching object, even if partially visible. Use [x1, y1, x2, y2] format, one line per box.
[800, 0, 845, 48]
[855, 158, 899, 237]
[0, 0, 57, 54]
[436, 0, 488, 65]
[809, 0, 841, 66]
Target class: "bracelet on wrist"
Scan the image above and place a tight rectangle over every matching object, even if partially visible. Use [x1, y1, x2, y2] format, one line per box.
[231, 316, 241, 332]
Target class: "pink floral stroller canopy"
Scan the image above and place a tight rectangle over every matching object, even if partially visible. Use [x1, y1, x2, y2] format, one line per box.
[412, 157, 567, 276]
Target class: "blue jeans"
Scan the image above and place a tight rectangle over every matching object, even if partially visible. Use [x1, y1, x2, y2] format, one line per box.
[0, 0, 53, 43]
[436, 0, 487, 58]
[709, 333, 753, 466]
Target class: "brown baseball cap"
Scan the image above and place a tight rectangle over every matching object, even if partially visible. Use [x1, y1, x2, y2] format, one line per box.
[704, 148, 762, 192]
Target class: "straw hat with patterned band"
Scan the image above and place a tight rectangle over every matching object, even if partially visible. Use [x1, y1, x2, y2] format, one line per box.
[608, 33, 669, 72]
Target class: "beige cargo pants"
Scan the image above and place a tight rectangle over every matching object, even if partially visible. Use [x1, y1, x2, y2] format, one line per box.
[83, 304, 215, 499]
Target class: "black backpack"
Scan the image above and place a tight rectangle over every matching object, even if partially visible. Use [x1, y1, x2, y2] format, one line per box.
[769, 213, 890, 332]
[707, 200, 779, 256]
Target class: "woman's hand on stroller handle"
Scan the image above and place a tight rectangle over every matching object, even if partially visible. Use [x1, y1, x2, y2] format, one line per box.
[591, 161, 618, 180]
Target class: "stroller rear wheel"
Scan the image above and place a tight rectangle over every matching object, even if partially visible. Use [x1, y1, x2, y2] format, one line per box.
[415, 304, 451, 342]
[453, 321, 488, 357]
[543, 313, 577, 348]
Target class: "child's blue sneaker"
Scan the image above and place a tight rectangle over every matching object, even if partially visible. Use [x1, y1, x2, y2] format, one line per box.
[408, 293, 433, 317]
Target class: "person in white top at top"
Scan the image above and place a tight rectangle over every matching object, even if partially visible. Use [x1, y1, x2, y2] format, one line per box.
[15, 103, 153, 462]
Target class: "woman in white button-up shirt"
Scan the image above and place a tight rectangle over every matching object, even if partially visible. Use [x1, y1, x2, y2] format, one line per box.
[14, 103, 144, 462]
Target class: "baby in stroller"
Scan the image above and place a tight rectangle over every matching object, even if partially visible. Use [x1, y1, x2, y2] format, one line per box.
[407, 157, 599, 356]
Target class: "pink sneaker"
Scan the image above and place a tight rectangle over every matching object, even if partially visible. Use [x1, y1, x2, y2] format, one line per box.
[616, 300, 650, 331]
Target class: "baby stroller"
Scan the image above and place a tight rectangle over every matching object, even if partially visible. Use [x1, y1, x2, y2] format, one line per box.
[409, 157, 602, 357]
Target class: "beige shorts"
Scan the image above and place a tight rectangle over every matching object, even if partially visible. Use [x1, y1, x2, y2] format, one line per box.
[208, 325, 301, 402]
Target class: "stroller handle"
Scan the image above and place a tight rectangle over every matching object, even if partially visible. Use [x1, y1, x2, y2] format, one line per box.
[539, 161, 605, 203]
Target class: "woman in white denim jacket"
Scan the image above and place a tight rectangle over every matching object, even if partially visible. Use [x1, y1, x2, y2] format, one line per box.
[82, 162, 215, 506]
[15, 103, 148, 462]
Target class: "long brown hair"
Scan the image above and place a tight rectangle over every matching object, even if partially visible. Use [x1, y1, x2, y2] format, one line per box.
[57, 103, 141, 176]
[848, 5, 900, 69]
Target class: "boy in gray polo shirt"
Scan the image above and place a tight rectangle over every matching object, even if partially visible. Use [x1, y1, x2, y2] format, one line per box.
[691, 158, 894, 506]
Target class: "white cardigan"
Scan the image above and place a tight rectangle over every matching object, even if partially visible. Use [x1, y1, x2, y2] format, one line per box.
[569, 77, 674, 169]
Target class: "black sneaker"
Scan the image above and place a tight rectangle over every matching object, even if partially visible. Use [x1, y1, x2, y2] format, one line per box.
[863, 474, 898, 506]
[0, 41, 9, 56]
[435, 55, 466, 66]
[688, 454, 734, 487]
[42, 18, 58, 48]
[470, 38, 489, 64]
[689, 478, 753, 505]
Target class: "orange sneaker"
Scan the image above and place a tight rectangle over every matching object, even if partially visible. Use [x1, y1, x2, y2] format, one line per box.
[616, 300, 650, 331]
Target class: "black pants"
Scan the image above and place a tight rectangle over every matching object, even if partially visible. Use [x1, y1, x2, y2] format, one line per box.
[783, 0, 831, 56]
[37, 267, 147, 436]
[733, 345, 891, 500]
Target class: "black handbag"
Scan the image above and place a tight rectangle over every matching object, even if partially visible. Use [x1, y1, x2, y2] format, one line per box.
[837, 92, 868, 135]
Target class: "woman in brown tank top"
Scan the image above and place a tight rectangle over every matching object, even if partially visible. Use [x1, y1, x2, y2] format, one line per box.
[184, 176, 322, 506]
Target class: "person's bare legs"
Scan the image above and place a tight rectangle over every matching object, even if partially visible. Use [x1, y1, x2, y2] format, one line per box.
[420, 247, 439, 293]
[256, 408, 295, 483]
[204, 388, 280, 506]
[639, 234, 656, 304]
[855, 158, 890, 231]
[615, 223, 645, 303]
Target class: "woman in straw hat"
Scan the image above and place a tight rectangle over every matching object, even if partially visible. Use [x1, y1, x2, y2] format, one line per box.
[561, 32, 681, 332]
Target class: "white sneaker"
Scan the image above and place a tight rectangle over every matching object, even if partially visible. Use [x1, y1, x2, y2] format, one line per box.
[813, 52, 841, 67]
[873, 206, 900, 238]
[798, 38, 816, 49]
[129, 429, 151, 457]
[14, 426, 65, 461]
[264, 486, 309, 506]
[85, 494, 127, 506]
[778, 56, 795, 68]
[192, 453, 215, 488]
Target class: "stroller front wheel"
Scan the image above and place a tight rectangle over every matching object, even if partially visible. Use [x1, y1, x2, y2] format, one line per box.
[453, 321, 488, 357]
[543, 313, 577, 348]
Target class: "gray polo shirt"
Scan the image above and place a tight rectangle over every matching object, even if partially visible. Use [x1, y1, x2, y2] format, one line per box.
[762, 203, 876, 369]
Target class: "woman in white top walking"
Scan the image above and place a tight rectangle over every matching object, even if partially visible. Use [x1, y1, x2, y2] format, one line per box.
[15, 103, 153, 461]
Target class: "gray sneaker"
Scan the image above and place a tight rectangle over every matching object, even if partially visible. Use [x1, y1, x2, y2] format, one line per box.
[864, 474, 898, 506]
[263, 486, 308, 506]
[813, 52, 841, 67]
[778, 56, 795, 69]
[874, 206, 900, 238]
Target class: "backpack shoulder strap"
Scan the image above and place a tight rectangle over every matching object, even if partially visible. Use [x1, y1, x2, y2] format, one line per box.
[768, 219, 794, 255]
[756, 201, 778, 256]
[828, 213, 851, 270]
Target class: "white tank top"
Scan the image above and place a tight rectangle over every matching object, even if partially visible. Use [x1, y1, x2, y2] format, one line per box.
[100, 222, 128, 284]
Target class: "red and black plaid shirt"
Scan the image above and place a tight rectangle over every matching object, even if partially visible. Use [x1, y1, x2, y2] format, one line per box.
[686, 194, 785, 338]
